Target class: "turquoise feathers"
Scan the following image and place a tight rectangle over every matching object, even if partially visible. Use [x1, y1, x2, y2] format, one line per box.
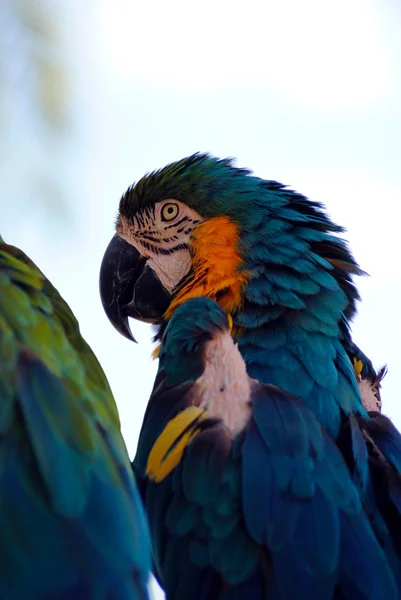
[134, 297, 400, 599]
[0, 238, 150, 599]
[99, 154, 401, 599]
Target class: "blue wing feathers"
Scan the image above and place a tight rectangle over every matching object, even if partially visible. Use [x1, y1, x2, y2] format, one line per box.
[136, 375, 401, 599]
[365, 413, 401, 470]
[165, 493, 200, 536]
[16, 354, 92, 516]
[134, 382, 193, 474]
[0, 244, 150, 599]
[134, 297, 401, 599]
[182, 426, 230, 505]
[242, 422, 275, 544]
[137, 371, 401, 598]
[338, 513, 397, 600]
[274, 544, 336, 600]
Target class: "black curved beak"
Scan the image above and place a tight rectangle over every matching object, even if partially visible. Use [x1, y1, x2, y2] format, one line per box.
[99, 234, 171, 342]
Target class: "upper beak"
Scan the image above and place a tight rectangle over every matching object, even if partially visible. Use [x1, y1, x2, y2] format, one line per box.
[99, 234, 171, 342]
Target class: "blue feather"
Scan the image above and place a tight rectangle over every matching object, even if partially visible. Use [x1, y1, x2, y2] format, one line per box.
[0, 241, 150, 599]
[116, 142, 401, 594]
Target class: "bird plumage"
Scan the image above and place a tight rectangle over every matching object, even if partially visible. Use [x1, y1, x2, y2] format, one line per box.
[345, 340, 386, 412]
[99, 153, 401, 599]
[0, 236, 150, 599]
[134, 297, 399, 600]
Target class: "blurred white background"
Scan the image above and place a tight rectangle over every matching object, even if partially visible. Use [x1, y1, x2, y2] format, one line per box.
[1, 1, 400, 597]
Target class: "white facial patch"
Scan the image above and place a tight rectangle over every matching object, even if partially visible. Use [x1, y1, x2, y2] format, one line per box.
[193, 331, 252, 436]
[146, 249, 192, 293]
[117, 199, 203, 292]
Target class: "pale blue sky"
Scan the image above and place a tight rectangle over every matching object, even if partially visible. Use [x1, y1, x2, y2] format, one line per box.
[1, 1, 400, 597]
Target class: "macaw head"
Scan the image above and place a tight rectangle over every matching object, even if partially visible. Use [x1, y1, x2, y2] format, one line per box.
[100, 153, 363, 343]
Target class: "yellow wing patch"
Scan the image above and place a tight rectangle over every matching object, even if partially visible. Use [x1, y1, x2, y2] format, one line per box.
[146, 406, 206, 482]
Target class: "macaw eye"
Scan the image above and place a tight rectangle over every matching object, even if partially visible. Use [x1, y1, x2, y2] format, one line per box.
[161, 202, 179, 222]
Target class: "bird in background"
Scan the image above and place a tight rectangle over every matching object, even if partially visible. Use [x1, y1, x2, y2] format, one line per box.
[99, 153, 401, 599]
[0, 235, 151, 600]
[345, 341, 386, 413]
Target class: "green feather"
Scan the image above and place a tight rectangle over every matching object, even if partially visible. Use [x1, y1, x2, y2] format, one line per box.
[0, 239, 150, 599]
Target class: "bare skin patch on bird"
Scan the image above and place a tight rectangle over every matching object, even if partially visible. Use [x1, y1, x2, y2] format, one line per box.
[194, 330, 252, 435]
[146, 330, 251, 483]
[353, 357, 386, 412]
[117, 200, 202, 292]
[165, 217, 250, 320]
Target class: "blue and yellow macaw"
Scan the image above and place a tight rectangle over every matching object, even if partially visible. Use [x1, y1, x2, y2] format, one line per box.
[99, 154, 401, 599]
[0, 236, 150, 599]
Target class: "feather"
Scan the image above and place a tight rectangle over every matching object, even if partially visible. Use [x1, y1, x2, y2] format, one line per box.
[112, 154, 401, 598]
[182, 426, 231, 505]
[146, 406, 206, 482]
[0, 240, 150, 599]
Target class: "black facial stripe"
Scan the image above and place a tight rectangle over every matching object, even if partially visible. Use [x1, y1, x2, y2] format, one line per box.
[163, 216, 189, 230]
[160, 243, 189, 255]
[141, 234, 161, 243]
[136, 212, 145, 228]
[137, 230, 158, 237]
[135, 205, 155, 229]
[145, 206, 151, 219]
[139, 241, 189, 256]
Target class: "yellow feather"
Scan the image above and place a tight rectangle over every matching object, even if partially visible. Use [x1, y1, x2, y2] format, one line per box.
[151, 344, 160, 360]
[146, 406, 206, 482]
[353, 357, 363, 377]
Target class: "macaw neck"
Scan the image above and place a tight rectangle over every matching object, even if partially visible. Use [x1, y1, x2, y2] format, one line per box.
[164, 217, 250, 321]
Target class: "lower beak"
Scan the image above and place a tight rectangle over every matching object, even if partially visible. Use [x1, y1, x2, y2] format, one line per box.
[99, 234, 171, 342]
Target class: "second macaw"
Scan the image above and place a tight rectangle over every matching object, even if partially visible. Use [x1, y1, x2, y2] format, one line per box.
[0, 236, 150, 599]
[345, 341, 386, 413]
